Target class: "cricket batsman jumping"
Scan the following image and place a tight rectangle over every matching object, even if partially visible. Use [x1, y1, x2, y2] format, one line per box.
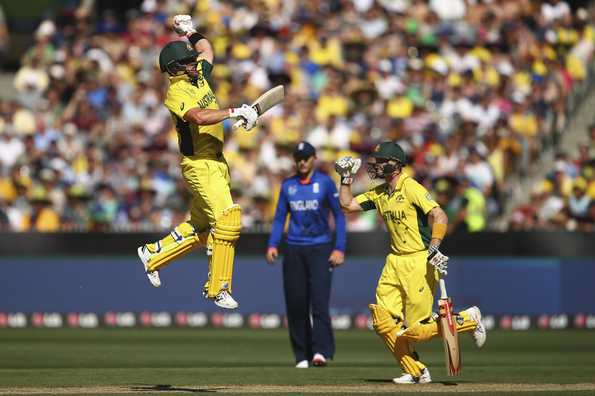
[335, 141, 487, 384]
[137, 15, 259, 309]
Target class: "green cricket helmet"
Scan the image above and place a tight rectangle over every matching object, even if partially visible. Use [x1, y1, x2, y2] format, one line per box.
[370, 141, 406, 163]
[158, 41, 198, 75]
[367, 141, 407, 178]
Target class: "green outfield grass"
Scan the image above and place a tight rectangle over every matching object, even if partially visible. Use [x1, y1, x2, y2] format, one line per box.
[0, 328, 594, 395]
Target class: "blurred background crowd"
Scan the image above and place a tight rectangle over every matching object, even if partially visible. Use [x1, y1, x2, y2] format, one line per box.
[0, 0, 593, 233]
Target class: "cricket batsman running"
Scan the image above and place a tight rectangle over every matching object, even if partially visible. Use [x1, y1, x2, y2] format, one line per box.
[335, 141, 487, 384]
[137, 15, 260, 309]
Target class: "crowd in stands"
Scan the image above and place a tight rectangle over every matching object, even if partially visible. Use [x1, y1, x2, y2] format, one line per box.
[509, 124, 595, 231]
[0, 0, 593, 233]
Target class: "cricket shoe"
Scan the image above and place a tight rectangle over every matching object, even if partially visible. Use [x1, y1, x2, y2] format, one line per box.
[137, 245, 161, 287]
[312, 353, 327, 367]
[295, 360, 309, 369]
[392, 368, 432, 384]
[210, 290, 238, 309]
[465, 306, 487, 348]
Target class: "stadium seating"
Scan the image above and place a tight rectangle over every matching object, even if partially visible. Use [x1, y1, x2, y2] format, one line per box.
[0, 0, 593, 232]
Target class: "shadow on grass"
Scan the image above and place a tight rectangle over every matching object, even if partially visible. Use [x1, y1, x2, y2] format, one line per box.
[364, 379, 460, 386]
[130, 384, 224, 393]
[363, 379, 393, 384]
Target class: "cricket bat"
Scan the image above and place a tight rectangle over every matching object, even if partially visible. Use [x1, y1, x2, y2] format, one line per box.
[233, 85, 285, 128]
[438, 277, 462, 376]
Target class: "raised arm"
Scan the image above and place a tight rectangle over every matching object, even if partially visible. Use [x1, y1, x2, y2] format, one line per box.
[172, 15, 214, 64]
[169, 15, 245, 126]
[335, 156, 364, 213]
[339, 185, 363, 213]
[193, 35, 214, 64]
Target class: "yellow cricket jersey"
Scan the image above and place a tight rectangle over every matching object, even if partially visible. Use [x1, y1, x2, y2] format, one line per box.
[355, 174, 439, 255]
[163, 60, 224, 159]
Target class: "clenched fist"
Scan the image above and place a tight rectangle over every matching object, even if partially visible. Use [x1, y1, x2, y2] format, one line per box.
[334, 156, 361, 184]
[172, 15, 197, 36]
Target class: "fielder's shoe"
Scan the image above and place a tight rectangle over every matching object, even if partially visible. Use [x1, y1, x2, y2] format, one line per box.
[392, 368, 432, 384]
[312, 353, 327, 367]
[295, 360, 309, 369]
[465, 306, 487, 348]
[213, 290, 239, 309]
[137, 245, 161, 287]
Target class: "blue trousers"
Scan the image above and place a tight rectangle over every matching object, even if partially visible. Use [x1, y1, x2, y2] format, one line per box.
[282, 242, 335, 362]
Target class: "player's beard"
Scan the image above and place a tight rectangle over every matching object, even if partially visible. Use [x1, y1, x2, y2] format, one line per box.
[185, 64, 199, 84]
[187, 70, 199, 84]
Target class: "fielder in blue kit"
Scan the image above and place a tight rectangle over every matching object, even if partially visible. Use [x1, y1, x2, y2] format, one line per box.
[266, 141, 346, 368]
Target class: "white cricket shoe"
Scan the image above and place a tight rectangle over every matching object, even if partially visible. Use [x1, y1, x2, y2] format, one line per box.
[392, 368, 431, 384]
[137, 245, 161, 287]
[213, 290, 239, 309]
[295, 360, 309, 369]
[312, 353, 327, 367]
[466, 306, 487, 348]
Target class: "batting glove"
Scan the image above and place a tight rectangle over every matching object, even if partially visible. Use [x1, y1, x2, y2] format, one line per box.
[229, 104, 258, 131]
[334, 156, 361, 185]
[173, 15, 197, 36]
[428, 245, 449, 275]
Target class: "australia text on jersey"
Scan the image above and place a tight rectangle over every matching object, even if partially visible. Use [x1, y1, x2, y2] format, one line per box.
[197, 91, 216, 108]
[383, 209, 407, 223]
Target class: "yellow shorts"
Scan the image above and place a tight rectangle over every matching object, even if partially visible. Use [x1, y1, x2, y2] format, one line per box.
[181, 157, 233, 232]
[375, 250, 438, 326]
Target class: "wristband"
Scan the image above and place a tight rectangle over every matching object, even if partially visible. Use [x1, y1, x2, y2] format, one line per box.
[431, 222, 447, 240]
[187, 32, 206, 46]
[341, 177, 353, 185]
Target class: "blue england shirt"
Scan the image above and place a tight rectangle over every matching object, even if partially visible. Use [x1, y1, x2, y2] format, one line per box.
[268, 170, 346, 251]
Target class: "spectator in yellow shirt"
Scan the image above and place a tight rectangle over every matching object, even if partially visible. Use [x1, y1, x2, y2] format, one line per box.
[27, 190, 60, 232]
[509, 101, 538, 137]
[315, 84, 349, 122]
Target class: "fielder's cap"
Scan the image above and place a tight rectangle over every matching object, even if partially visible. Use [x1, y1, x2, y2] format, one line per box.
[293, 141, 316, 160]
[370, 141, 406, 163]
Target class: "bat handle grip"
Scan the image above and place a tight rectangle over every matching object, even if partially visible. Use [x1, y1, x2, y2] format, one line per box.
[439, 278, 448, 299]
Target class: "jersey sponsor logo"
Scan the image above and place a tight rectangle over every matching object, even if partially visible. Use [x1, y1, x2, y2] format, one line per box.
[180, 102, 185, 111]
[289, 199, 319, 211]
[197, 91, 216, 108]
[313, 182, 319, 193]
[395, 194, 405, 202]
[288, 185, 297, 195]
